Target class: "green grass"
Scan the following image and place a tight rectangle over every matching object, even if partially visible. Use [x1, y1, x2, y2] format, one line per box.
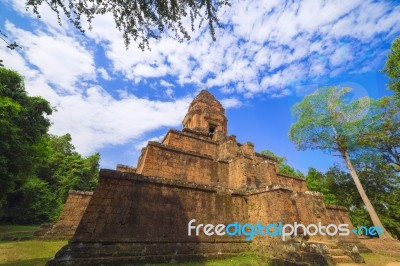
[0, 240, 66, 266]
[0, 242, 265, 266]
[359, 252, 400, 266]
[153, 253, 268, 266]
[0, 225, 40, 240]
[0, 237, 399, 266]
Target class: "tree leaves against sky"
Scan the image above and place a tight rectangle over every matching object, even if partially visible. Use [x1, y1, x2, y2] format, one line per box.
[25, 0, 230, 50]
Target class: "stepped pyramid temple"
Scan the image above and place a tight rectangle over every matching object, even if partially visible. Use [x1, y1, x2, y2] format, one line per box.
[49, 90, 367, 265]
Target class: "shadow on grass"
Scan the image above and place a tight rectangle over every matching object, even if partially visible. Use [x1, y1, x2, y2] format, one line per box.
[0, 257, 50, 266]
[0, 225, 40, 241]
[151, 253, 269, 266]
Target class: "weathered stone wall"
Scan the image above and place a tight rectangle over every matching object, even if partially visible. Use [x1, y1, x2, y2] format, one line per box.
[217, 135, 239, 159]
[326, 205, 357, 243]
[135, 125, 306, 192]
[325, 205, 353, 225]
[162, 130, 219, 157]
[48, 170, 249, 265]
[136, 142, 218, 186]
[49, 170, 359, 265]
[245, 188, 360, 263]
[135, 136, 307, 192]
[43, 190, 92, 239]
[74, 170, 249, 243]
[276, 174, 307, 192]
[226, 157, 249, 189]
[116, 164, 136, 173]
[136, 134, 306, 192]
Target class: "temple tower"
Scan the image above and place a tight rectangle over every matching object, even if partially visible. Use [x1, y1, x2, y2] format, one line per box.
[182, 90, 227, 141]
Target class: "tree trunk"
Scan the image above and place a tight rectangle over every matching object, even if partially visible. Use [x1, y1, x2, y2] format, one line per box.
[341, 149, 393, 240]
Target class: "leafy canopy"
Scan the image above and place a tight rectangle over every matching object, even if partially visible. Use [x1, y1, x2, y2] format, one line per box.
[0, 68, 52, 208]
[359, 96, 400, 169]
[324, 155, 400, 239]
[25, 0, 230, 50]
[383, 37, 400, 93]
[0, 67, 100, 224]
[289, 86, 370, 154]
[1, 133, 100, 224]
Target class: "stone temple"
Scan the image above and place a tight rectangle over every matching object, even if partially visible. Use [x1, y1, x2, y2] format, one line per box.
[48, 90, 367, 265]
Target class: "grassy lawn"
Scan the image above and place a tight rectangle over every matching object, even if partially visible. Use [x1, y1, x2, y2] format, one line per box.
[154, 253, 267, 266]
[1, 241, 400, 266]
[0, 225, 40, 240]
[0, 242, 265, 266]
[359, 252, 400, 266]
[0, 240, 66, 266]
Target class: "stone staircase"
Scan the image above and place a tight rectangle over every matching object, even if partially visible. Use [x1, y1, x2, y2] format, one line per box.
[307, 241, 354, 265]
[326, 241, 355, 264]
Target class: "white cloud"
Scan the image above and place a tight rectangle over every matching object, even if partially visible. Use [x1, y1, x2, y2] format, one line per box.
[220, 98, 243, 109]
[160, 80, 174, 88]
[6, 0, 71, 35]
[49, 87, 191, 154]
[134, 135, 165, 150]
[0, 15, 192, 155]
[73, 0, 400, 98]
[5, 21, 95, 93]
[97, 68, 112, 80]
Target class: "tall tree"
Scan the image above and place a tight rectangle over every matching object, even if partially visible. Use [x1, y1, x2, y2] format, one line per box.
[383, 37, 400, 94]
[289, 86, 392, 239]
[25, 0, 230, 50]
[0, 68, 52, 209]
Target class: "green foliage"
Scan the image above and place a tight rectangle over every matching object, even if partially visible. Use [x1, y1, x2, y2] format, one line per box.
[0, 68, 52, 208]
[25, 0, 230, 50]
[305, 167, 337, 204]
[289, 85, 395, 239]
[2, 177, 58, 224]
[383, 37, 400, 93]
[260, 150, 304, 178]
[324, 165, 357, 207]
[359, 96, 400, 170]
[353, 153, 400, 238]
[0, 67, 100, 224]
[1, 134, 100, 224]
[323, 157, 400, 239]
[38, 134, 100, 204]
[289, 86, 370, 154]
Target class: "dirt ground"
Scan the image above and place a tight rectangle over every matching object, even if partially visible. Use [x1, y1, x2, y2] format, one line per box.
[337, 238, 400, 266]
[361, 238, 400, 256]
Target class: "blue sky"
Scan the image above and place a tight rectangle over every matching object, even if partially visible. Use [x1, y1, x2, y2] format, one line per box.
[1, 0, 399, 174]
